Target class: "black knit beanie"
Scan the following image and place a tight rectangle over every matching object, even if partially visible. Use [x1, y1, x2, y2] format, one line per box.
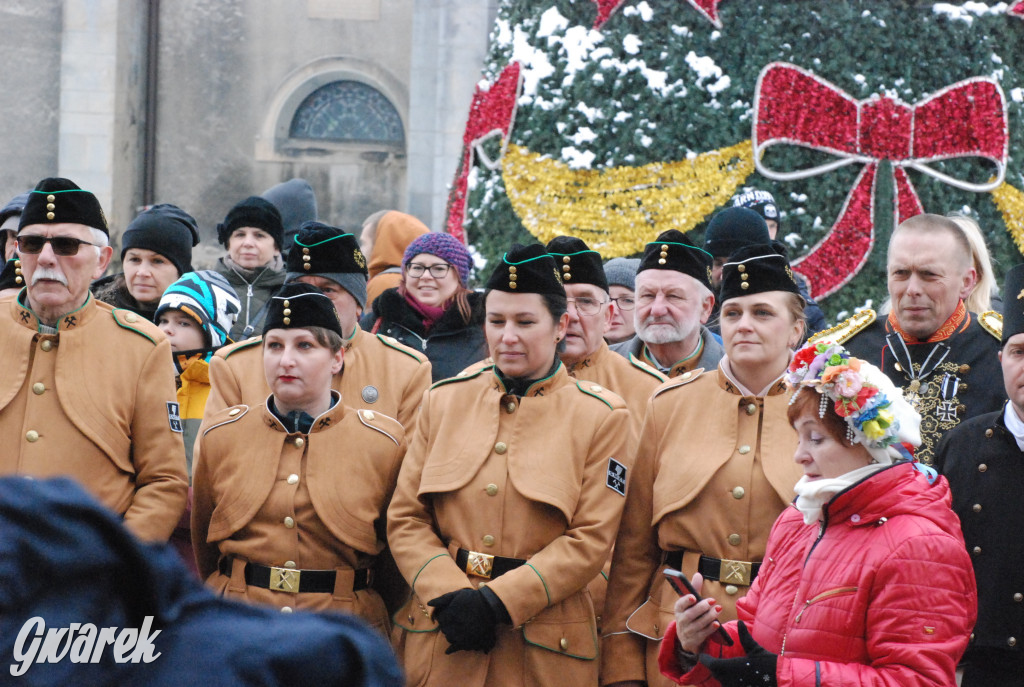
[217, 196, 285, 249]
[120, 204, 200, 276]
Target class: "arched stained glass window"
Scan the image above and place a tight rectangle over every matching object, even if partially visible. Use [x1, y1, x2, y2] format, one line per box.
[289, 80, 404, 145]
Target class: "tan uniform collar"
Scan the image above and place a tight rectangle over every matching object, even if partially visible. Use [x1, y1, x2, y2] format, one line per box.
[643, 336, 704, 378]
[260, 389, 346, 434]
[13, 289, 98, 333]
[563, 340, 610, 376]
[716, 363, 787, 397]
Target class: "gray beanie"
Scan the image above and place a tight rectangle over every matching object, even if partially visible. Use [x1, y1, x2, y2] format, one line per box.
[604, 258, 640, 291]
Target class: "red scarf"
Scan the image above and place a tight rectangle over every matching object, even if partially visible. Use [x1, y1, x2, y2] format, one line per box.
[405, 292, 447, 332]
[887, 299, 969, 343]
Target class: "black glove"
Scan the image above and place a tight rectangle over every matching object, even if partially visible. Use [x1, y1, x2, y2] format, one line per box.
[428, 588, 500, 654]
[698, 621, 777, 687]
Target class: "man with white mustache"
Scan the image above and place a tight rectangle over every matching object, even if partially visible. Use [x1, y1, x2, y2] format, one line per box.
[610, 230, 724, 378]
[0, 177, 187, 542]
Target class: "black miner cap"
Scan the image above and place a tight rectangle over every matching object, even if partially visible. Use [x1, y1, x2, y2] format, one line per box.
[545, 236, 608, 292]
[638, 229, 713, 290]
[484, 243, 565, 296]
[263, 282, 343, 337]
[217, 196, 285, 249]
[719, 243, 802, 304]
[19, 178, 108, 235]
[286, 221, 369, 309]
[1002, 264, 1024, 346]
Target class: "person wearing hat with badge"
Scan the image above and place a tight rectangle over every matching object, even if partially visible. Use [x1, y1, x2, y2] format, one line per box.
[601, 244, 807, 687]
[203, 221, 430, 432]
[92, 203, 200, 323]
[214, 195, 289, 341]
[935, 262, 1024, 687]
[0, 177, 187, 542]
[191, 282, 406, 628]
[387, 243, 633, 687]
[610, 230, 724, 378]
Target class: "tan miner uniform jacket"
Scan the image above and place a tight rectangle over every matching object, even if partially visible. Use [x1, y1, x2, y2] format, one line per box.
[0, 292, 188, 541]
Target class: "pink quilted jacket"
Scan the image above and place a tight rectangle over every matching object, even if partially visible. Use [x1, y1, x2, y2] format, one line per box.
[660, 462, 977, 686]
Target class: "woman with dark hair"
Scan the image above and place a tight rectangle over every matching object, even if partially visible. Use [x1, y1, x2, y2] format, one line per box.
[388, 243, 633, 687]
[602, 245, 809, 687]
[657, 341, 976, 686]
[363, 231, 486, 381]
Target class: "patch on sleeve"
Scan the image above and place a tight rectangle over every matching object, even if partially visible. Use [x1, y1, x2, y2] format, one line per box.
[606, 457, 627, 496]
[167, 402, 183, 433]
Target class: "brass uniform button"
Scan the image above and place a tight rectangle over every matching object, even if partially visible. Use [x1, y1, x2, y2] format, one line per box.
[732, 486, 745, 499]
[40, 340, 53, 352]
[287, 474, 299, 485]
[125, 313, 138, 323]
[364, 411, 375, 421]
[738, 445, 751, 455]
[485, 484, 499, 496]
[973, 504, 982, 513]
[960, 364, 970, 374]
[46, 194, 55, 202]
[894, 363, 903, 372]
[482, 535, 495, 547]
[978, 464, 987, 473]
[590, 384, 603, 392]
[294, 437, 305, 448]
[281, 607, 293, 613]
[505, 402, 516, 413]
[973, 546, 982, 556]
[32, 383, 45, 395]
[680, 371, 692, 380]
[26, 430, 39, 442]
[728, 533, 741, 546]
[725, 585, 739, 596]
[1015, 593, 1023, 603]
[228, 408, 241, 416]
[46, 212, 55, 220]
[746, 403, 757, 415]
[494, 442, 507, 454]
[1010, 637, 1018, 647]
[284, 561, 296, 569]
[284, 517, 295, 529]
[559, 638, 569, 651]
[985, 429, 994, 438]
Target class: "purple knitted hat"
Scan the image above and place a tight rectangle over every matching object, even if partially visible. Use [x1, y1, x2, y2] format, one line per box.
[402, 232, 472, 286]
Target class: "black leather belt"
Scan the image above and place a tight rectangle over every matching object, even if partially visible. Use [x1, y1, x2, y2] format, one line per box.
[455, 548, 527, 579]
[219, 557, 370, 594]
[663, 551, 760, 587]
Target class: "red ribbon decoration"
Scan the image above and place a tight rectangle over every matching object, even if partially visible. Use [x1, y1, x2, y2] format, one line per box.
[593, 0, 724, 30]
[686, 0, 724, 28]
[592, 0, 627, 29]
[753, 62, 1008, 299]
[1010, 2, 1024, 18]
[445, 63, 522, 242]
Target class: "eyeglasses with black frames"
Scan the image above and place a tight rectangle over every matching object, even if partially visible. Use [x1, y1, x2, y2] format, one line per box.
[16, 235, 102, 257]
[406, 262, 452, 279]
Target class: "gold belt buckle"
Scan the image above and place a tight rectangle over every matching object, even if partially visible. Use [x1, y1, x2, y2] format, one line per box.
[269, 566, 301, 594]
[720, 559, 752, 586]
[464, 550, 494, 579]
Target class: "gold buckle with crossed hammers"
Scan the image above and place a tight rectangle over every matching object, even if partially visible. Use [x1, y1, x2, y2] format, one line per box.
[719, 559, 753, 586]
[269, 566, 301, 594]
[464, 550, 494, 579]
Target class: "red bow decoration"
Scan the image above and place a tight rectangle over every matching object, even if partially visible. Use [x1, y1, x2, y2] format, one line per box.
[687, 0, 724, 28]
[592, 0, 626, 28]
[1010, 2, 1024, 18]
[754, 62, 1007, 299]
[593, 0, 724, 30]
[445, 63, 522, 242]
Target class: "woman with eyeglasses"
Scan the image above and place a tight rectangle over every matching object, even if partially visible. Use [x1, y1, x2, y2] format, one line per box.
[92, 204, 199, 323]
[388, 243, 633, 687]
[601, 244, 808, 687]
[362, 232, 486, 382]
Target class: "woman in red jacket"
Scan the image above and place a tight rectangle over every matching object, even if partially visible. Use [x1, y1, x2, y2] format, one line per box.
[659, 341, 977, 687]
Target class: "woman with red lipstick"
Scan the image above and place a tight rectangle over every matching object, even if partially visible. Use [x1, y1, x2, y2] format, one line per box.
[387, 243, 633, 687]
[602, 244, 808, 687]
[191, 282, 406, 632]
[657, 342, 976, 687]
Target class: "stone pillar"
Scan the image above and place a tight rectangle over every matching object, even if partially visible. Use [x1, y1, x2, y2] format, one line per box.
[406, 0, 497, 231]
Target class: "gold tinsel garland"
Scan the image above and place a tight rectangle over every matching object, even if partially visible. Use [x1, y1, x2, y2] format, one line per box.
[501, 140, 754, 257]
[992, 181, 1024, 256]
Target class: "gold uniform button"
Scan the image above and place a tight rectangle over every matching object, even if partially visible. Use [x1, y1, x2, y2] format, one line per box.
[978, 464, 988, 473]
[732, 486, 745, 499]
[364, 411, 375, 421]
[725, 585, 739, 596]
[680, 371, 692, 380]
[973, 546, 982, 556]
[482, 535, 495, 547]
[294, 437, 305, 448]
[973, 503, 982, 513]
[985, 429, 994, 438]
[25, 430, 39, 442]
[738, 445, 751, 455]
[505, 402, 516, 414]
[590, 384, 603, 392]
[494, 442, 508, 455]
[728, 533, 741, 546]
[281, 607, 293, 614]
[46, 194, 55, 202]
[559, 638, 569, 651]
[485, 484, 499, 496]
[125, 313, 138, 323]
[745, 403, 757, 415]
[287, 474, 299, 485]
[1010, 637, 1018, 647]
[284, 517, 295, 529]
[228, 408, 241, 416]
[284, 561, 296, 569]
[32, 383, 45, 395]
[46, 212, 55, 220]
[40, 340, 53, 352]
[1015, 593, 1023, 603]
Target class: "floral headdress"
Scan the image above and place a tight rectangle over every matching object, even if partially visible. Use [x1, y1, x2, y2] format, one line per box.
[786, 342, 921, 464]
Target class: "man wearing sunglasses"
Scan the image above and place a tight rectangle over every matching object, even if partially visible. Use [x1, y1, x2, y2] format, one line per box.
[0, 177, 187, 542]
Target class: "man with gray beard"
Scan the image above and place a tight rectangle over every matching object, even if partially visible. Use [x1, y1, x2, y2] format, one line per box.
[0, 177, 186, 542]
[610, 230, 723, 378]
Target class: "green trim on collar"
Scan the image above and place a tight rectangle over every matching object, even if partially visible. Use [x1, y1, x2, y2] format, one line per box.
[575, 380, 613, 410]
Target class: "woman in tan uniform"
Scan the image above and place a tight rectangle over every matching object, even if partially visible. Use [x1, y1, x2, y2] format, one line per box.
[388, 243, 633, 687]
[191, 282, 405, 631]
[601, 244, 807, 687]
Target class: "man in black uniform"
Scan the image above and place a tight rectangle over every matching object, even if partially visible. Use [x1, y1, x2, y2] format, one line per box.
[814, 213, 1003, 465]
[935, 263, 1024, 687]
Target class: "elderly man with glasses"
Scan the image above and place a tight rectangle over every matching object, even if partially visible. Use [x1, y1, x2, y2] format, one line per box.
[0, 177, 187, 542]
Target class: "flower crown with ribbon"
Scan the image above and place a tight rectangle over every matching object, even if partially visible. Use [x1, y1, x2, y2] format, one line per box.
[786, 342, 921, 464]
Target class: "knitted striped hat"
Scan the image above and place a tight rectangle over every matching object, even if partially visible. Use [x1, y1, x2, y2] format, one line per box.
[155, 270, 240, 352]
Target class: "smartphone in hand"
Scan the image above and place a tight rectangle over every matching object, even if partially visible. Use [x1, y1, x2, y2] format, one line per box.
[663, 568, 734, 646]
